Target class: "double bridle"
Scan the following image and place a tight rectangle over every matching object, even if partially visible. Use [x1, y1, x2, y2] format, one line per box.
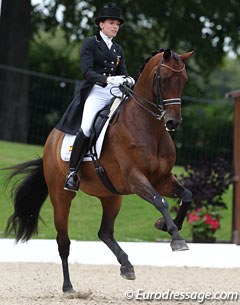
[121, 60, 186, 121]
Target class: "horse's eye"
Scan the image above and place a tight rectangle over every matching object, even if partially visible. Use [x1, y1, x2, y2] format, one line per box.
[161, 76, 169, 84]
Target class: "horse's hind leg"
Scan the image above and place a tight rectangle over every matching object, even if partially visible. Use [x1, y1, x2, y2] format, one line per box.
[98, 195, 135, 280]
[50, 191, 76, 293]
[154, 174, 192, 232]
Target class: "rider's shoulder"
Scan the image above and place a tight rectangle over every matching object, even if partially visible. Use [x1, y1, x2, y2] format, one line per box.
[82, 36, 96, 47]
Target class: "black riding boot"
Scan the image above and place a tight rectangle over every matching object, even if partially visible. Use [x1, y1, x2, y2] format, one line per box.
[64, 129, 90, 192]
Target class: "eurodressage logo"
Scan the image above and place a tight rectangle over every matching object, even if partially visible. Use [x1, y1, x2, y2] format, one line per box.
[124, 289, 239, 303]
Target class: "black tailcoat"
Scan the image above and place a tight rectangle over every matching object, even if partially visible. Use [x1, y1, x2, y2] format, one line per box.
[55, 32, 128, 134]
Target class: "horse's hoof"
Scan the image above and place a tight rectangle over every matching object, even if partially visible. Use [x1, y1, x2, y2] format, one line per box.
[63, 284, 76, 294]
[154, 217, 167, 231]
[120, 265, 136, 280]
[171, 239, 189, 252]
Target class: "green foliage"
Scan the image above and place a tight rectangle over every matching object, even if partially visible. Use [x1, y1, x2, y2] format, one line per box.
[173, 101, 233, 165]
[208, 57, 240, 98]
[29, 0, 240, 96]
[29, 29, 81, 79]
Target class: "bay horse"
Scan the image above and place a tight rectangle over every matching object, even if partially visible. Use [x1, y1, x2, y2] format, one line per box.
[5, 49, 193, 293]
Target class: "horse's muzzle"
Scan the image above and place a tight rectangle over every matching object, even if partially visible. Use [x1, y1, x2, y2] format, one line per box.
[165, 119, 182, 131]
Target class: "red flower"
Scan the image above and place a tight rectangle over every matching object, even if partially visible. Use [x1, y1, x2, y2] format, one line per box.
[187, 207, 221, 240]
[210, 219, 219, 230]
[204, 214, 213, 224]
[187, 211, 199, 224]
[203, 214, 219, 230]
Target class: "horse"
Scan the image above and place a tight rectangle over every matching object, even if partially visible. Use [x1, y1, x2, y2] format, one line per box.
[5, 49, 193, 293]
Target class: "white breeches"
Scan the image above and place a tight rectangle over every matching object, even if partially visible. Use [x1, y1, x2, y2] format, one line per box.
[81, 84, 122, 137]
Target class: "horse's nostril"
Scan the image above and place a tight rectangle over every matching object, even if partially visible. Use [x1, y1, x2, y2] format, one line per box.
[165, 120, 181, 131]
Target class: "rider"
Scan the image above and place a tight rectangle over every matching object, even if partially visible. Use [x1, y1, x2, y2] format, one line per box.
[63, 3, 135, 192]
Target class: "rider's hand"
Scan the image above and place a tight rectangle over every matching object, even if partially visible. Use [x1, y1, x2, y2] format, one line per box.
[107, 75, 126, 86]
[123, 76, 135, 87]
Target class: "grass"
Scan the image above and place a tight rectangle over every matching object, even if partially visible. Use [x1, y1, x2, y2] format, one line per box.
[0, 140, 233, 242]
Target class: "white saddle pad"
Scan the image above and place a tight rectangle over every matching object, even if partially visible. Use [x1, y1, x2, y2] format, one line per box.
[60, 97, 122, 162]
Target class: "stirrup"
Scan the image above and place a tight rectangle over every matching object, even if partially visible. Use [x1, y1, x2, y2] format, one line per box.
[64, 171, 80, 192]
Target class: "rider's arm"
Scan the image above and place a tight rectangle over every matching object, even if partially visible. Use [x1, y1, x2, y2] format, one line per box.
[80, 37, 108, 87]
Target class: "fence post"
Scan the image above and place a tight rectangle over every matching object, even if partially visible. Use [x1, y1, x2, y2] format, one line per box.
[226, 90, 240, 244]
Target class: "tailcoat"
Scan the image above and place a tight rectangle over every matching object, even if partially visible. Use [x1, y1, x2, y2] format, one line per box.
[55, 32, 127, 134]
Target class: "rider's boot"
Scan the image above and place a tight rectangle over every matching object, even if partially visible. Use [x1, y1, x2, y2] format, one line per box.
[64, 129, 90, 192]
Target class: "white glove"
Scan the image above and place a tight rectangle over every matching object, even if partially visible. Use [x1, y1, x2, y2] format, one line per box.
[107, 75, 126, 85]
[124, 76, 135, 87]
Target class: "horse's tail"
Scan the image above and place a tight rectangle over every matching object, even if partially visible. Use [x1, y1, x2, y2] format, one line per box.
[4, 158, 48, 242]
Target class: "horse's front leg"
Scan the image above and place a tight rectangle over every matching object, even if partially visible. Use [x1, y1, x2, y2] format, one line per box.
[131, 174, 189, 251]
[154, 173, 192, 232]
[98, 195, 135, 280]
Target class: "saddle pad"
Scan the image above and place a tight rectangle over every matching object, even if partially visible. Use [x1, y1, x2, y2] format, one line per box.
[60, 97, 122, 162]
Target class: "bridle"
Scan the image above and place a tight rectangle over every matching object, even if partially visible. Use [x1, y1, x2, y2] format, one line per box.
[155, 61, 185, 111]
[120, 59, 186, 121]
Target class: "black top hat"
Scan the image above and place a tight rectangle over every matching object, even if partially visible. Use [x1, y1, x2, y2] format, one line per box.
[95, 3, 124, 25]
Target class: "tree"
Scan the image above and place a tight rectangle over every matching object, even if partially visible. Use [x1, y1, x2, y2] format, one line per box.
[1, 0, 240, 142]
[0, 0, 31, 142]
[30, 0, 240, 95]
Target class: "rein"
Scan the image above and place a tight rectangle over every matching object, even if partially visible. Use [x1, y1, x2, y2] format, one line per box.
[121, 86, 166, 120]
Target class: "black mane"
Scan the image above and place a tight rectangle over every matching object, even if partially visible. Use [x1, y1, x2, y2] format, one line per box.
[135, 48, 179, 81]
[138, 49, 165, 74]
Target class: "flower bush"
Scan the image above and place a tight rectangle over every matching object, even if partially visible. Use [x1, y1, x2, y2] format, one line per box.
[187, 206, 221, 240]
[180, 158, 232, 210]
[178, 157, 232, 241]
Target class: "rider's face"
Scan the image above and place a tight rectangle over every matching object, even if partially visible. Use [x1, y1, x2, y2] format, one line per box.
[99, 19, 120, 38]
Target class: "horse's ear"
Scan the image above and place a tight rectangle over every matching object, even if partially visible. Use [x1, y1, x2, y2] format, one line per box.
[180, 51, 194, 62]
[163, 49, 171, 61]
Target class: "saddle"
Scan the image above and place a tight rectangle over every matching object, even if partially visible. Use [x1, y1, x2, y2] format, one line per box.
[89, 97, 121, 146]
[87, 95, 127, 194]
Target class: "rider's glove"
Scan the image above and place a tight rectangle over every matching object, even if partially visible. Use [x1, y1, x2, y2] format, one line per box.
[107, 75, 126, 86]
[123, 76, 135, 87]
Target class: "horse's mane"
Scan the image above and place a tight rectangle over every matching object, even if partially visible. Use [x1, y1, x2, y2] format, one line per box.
[135, 48, 179, 81]
[139, 49, 165, 74]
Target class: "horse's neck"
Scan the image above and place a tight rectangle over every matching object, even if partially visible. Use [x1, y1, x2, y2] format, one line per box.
[120, 84, 164, 136]
[134, 78, 154, 103]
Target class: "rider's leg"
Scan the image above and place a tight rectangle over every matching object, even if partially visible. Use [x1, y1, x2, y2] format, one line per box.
[64, 85, 118, 192]
[64, 128, 90, 192]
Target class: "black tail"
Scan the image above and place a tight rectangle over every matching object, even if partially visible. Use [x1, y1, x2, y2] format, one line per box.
[4, 158, 48, 242]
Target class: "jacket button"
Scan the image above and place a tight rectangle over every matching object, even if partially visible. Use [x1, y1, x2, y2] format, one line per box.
[103, 73, 106, 76]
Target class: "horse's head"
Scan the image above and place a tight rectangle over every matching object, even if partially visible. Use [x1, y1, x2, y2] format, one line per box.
[151, 49, 193, 131]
